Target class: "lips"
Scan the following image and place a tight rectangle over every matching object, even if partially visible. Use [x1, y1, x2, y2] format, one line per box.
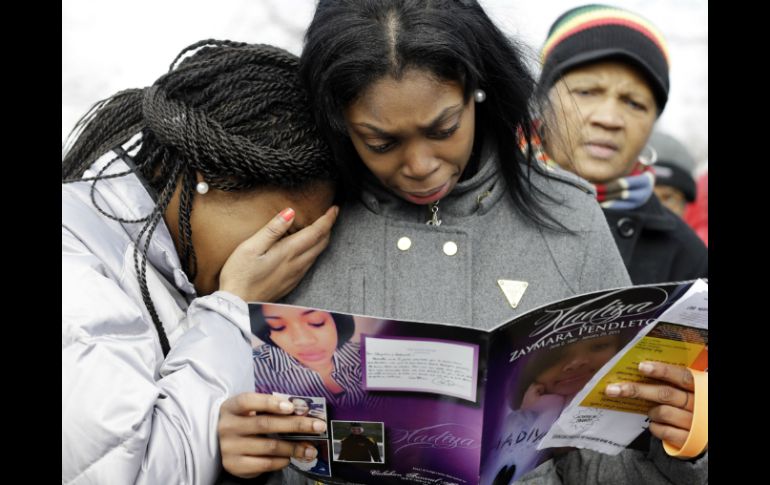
[297, 351, 328, 362]
[555, 372, 594, 389]
[401, 181, 451, 205]
[583, 140, 619, 160]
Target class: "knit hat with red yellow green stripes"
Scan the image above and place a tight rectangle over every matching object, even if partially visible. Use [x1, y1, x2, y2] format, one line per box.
[539, 4, 670, 113]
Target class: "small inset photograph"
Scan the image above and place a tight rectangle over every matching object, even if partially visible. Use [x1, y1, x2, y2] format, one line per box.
[289, 439, 332, 477]
[331, 420, 385, 464]
[273, 393, 328, 438]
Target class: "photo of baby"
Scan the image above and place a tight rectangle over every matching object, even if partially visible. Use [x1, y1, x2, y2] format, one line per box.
[511, 334, 626, 413]
[485, 333, 629, 485]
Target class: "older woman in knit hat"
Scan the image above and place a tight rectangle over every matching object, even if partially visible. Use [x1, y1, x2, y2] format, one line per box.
[536, 4, 707, 285]
[528, 4, 709, 481]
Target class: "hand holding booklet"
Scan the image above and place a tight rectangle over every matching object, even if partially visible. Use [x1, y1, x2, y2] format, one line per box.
[248, 279, 708, 484]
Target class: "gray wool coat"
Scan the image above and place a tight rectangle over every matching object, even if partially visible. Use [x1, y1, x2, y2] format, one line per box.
[264, 144, 707, 484]
[283, 144, 630, 328]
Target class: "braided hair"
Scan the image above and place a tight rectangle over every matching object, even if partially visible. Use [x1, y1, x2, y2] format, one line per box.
[62, 40, 336, 356]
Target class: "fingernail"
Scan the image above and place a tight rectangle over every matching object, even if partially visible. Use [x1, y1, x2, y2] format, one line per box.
[304, 447, 318, 458]
[638, 362, 654, 374]
[334, 206, 340, 217]
[605, 384, 621, 396]
[312, 420, 327, 433]
[279, 401, 293, 412]
[279, 208, 295, 222]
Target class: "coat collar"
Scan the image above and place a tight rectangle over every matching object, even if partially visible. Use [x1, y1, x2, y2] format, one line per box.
[606, 194, 678, 232]
[83, 151, 197, 297]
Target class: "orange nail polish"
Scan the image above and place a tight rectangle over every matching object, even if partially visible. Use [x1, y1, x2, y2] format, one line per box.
[279, 208, 295, 221]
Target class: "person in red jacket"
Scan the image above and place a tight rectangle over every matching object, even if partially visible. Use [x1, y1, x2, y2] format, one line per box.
[684, 169, 708, 246]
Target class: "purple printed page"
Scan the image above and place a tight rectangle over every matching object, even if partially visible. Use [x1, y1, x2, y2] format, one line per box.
[249, 304, 490, 483]
[247, 280, 700, 484]
[479, 281, 694, 483]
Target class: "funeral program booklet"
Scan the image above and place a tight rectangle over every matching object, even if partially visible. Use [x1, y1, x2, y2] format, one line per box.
[248, 279, 706, 484]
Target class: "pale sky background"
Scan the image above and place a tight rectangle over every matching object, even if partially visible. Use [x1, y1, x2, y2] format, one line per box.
[62, 0, 708, 167]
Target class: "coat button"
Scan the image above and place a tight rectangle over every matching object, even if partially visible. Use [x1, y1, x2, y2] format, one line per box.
[443, 241, 458, 256]
[397, 236, 412, 251]
[617, 217, 635, 238]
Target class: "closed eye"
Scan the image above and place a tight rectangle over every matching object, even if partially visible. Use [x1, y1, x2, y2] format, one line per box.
[427, 122, 460, 140]
[366, 140, 397, 154]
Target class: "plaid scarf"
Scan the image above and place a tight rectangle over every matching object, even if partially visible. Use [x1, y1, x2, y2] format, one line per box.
[522, 128, 656, 210]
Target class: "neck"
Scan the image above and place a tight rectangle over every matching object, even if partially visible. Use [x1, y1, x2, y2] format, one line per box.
[308, 359, 335, 376]
[163, 178, 186, 265]
[460, 136, 484, 182]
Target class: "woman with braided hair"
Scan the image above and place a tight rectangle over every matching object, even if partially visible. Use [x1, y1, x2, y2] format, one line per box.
[62, 40, 337, 483]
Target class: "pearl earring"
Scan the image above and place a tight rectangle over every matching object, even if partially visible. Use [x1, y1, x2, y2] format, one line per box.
[474, 89, 486, 103]
[196, 181, 210, 195]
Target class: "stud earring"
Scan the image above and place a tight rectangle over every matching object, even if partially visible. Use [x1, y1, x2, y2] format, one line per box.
[474, 89, 486, 103]
[196, 181, 210, 195]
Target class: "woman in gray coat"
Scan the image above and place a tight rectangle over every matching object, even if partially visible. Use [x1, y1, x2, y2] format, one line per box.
[220, 1, 706, 484]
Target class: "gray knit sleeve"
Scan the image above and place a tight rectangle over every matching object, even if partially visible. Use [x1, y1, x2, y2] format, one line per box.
[531, 438, 708, 485]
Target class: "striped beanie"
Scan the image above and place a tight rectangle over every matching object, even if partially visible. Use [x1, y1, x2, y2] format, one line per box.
[540, 4, 670, 113]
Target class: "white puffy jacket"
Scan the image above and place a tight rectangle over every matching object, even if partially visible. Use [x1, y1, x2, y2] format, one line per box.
[62, 154, 253, 484]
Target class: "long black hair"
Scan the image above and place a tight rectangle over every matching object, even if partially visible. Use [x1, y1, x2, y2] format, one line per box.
[62, 40, 336, 355]
[299, 0, 568, 230]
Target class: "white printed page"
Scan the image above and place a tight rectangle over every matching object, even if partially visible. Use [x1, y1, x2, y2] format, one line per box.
[362, 336, 479, 402]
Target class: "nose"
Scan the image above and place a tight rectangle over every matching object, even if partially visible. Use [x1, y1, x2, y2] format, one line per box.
[289, 326, 317, 347]
[401, 141, 440, 180]
[588, 97, 625, 130]
[561, 352, 590, 373]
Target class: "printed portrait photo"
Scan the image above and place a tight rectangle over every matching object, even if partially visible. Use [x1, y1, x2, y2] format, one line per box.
[272, 393, 328, 439]
[509, 333, 636, 415]
[251, 304, 373, 409]
[289, 439, 332, 477]
[331, 420, 385, 464]
[484, 333, 634, 484]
